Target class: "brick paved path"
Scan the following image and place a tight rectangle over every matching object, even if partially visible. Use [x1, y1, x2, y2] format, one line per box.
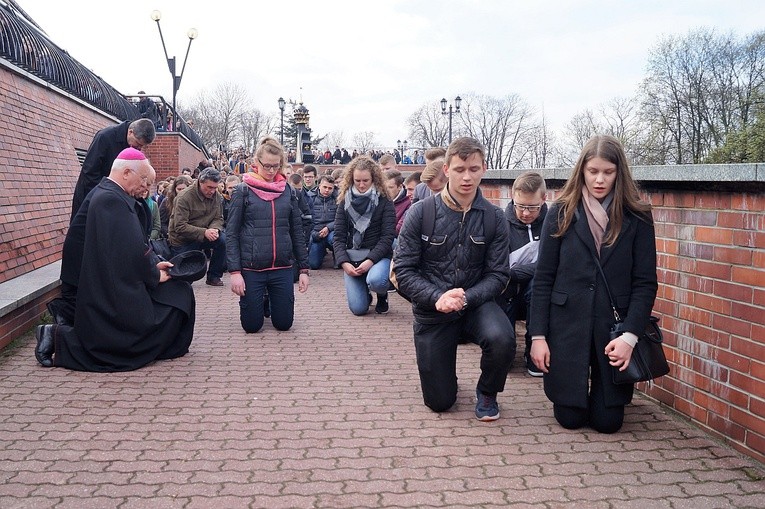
[1, 267, 764, 508]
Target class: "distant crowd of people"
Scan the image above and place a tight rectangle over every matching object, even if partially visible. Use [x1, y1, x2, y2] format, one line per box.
[133, 93, 178, 133]
[38, 117, 658, 433]
[210, 145, 429, 172]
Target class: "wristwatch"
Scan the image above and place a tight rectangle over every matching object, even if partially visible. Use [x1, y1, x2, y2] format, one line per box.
[462, 295, 468, 309]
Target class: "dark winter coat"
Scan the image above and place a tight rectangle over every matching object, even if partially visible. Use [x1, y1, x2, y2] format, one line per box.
[311, 190, 338, 235]
[225, 182, 309, 272]
[528, 202, 658, 409]
[303, 186, 318, 211]
[501, 201, 548, 301]
[292, 187, 313, 249]
[333, 193, 396, 266]
[393, 188, 510, 324]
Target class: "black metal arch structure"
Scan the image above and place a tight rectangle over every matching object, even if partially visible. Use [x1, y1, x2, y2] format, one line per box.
[0, 2, 208, 155]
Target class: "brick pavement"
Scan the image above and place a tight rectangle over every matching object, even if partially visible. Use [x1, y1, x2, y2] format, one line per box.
[1, 265, 764, 508]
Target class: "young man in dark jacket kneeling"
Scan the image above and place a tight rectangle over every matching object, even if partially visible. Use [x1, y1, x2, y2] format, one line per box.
[501, 171, 548, 377]
[392, 137, 515, 421]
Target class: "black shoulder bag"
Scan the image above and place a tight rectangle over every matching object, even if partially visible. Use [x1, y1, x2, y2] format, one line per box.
[592, 253, 670, 385]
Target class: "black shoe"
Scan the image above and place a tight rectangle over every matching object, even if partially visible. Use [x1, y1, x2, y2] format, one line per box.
[375, 294, 389, 314]
[205, 278, 224, 287]
[526, 355, 543, 377]
[263, 295, 271, 318]
[35, 324, 54, 367]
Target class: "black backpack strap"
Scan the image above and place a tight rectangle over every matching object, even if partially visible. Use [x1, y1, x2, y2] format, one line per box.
[421, 195, 437, 241]
[483, 204, 497, 240]
[422, 195, 496, 241]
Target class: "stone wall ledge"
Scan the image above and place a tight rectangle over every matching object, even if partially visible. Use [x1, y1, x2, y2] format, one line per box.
[0, 262, 61, 319]
[484, 163, 765, 192]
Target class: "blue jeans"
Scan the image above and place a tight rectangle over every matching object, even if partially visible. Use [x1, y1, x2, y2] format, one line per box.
[172, 234, 226, 280]
[239, 268, 294, 333]
[308, 231, 334, 270]
[343, 258, 391, 316]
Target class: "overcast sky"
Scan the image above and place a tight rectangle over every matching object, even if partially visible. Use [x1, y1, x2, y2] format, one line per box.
[15, 0, 765, 150]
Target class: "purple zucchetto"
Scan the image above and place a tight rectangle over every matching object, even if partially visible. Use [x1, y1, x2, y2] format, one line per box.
[116, 147, 147, 161]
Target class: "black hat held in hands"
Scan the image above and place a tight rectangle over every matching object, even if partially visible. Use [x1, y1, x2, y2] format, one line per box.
[167, 250, 207, 282]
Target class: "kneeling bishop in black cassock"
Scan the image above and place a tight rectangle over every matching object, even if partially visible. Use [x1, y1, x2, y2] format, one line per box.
[36, 147, 195, 372]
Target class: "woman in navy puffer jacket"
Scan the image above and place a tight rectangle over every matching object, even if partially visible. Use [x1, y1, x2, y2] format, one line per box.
[225, 137, 310, 333]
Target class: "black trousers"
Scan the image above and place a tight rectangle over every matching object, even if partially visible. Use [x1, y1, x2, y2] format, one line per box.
[553, 348, 625, 433]
[501, 280, 533, 356]
[413, 301, 515, 412]
[46, 283, 78, 327]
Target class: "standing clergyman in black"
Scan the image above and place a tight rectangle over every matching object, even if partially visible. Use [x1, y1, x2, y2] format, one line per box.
[70, 118, 156, 221]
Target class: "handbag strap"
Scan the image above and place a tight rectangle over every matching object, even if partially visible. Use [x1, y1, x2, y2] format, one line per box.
[590, 249, 622, 323]
[574, 208, 620, 322]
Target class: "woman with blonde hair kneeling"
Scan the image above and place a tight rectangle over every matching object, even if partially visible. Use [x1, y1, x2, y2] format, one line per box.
[333, 155, 396, 315]
[225, 137, 310, 333]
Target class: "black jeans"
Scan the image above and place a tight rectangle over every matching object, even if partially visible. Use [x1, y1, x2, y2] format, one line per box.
[553, 348, 625, 433]
[413, 300, 516, 412]
[501, 280, 533, 357]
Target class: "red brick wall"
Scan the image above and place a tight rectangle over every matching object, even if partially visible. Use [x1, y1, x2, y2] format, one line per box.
[145, 133, 205, 182]
[0, 67, 113, 284]
[482, 182, 765, 463]
[649, 191, 764, 463]
[0, 65, 203, 284]
[0, 287, 59, 350]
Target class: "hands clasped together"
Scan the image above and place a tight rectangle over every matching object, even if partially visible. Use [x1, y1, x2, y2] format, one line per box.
[435, 288, 467, 314]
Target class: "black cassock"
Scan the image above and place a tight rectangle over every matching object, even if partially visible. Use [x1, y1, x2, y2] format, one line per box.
[54, 178, 195, 372]
[70, 121, 131, 221]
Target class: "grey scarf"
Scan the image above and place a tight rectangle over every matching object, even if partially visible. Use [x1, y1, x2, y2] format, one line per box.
[344, 186, 379, 249]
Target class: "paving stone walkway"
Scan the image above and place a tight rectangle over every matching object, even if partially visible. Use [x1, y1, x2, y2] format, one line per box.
[1, 267, 764, 508]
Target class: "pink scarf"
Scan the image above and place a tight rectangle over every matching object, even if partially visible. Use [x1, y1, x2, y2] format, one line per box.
[243, 172, 287, 202]
[581, 185, 609, 255]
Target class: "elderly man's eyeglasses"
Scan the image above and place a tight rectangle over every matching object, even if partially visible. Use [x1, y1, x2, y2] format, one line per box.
[514, 204, 542, 212]
[258, 159, 281, 171]
[128, 168, 150, 184]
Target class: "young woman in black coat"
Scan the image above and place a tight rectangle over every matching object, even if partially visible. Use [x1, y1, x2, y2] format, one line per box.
[529, 135, 658, 433]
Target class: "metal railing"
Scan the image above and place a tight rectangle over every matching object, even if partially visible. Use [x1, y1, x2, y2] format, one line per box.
[0, 3, 138, 120]
[0, 2, 207, 156]
[123, 94, 208, 157]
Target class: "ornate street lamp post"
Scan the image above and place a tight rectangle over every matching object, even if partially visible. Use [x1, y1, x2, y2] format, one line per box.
[440, 95, 461, 145]
[397, 139, 408, 163]
[278, 97, 286, 146]
[151, 10, 197, 132]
